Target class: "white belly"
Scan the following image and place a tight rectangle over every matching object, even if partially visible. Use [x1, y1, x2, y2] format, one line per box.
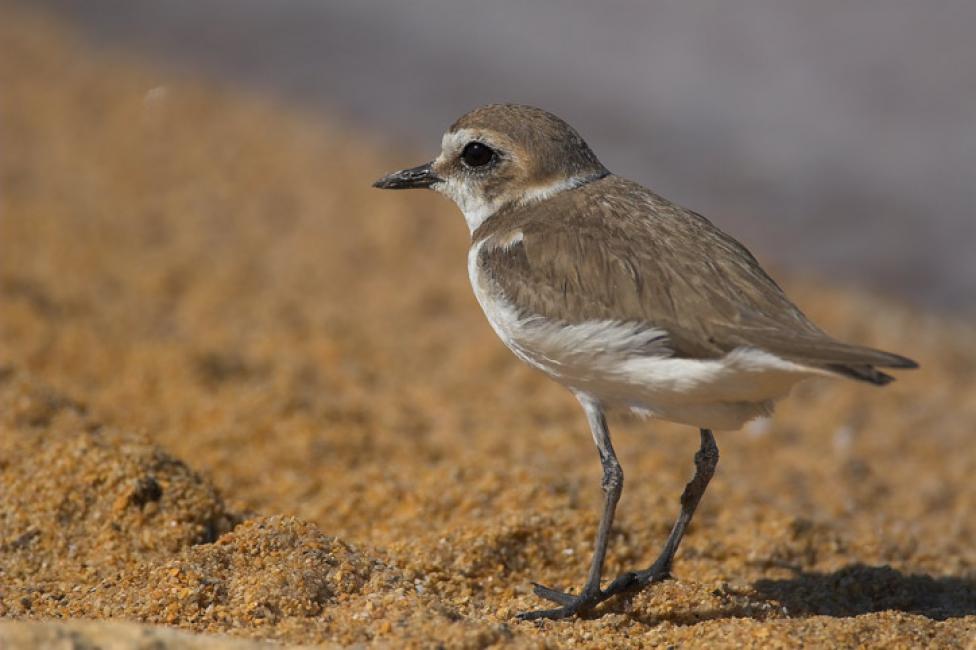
[468, 239, 824, 430]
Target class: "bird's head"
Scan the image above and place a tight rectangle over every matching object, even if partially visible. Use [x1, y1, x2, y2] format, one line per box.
[373, 104, 608, 232]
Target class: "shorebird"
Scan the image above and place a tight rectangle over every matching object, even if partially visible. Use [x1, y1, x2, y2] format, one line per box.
[373, 104, 917, 621]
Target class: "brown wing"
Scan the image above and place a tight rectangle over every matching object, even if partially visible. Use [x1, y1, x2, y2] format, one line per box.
[476, 176, 916, 382]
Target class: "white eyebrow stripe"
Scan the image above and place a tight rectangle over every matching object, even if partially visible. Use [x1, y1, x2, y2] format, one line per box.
[442, 128, 479, 153]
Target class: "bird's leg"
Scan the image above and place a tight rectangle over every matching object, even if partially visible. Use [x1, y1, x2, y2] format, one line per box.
[601, 428, 719, 598]
[516, 426, 719, 621]
[516, 397, 623, 621]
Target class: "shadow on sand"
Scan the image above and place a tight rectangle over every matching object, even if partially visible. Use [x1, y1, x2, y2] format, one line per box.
[597, 563, 976, 626]
[752, 563, 976, 620]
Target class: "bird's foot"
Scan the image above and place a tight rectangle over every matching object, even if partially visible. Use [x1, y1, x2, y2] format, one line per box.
[515, 583, 608, 621]
[516, 564, 672, 621]
[600, 563, 671, 599]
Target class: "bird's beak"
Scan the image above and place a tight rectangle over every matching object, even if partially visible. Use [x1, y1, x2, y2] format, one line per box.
[372, 161, 442, 190]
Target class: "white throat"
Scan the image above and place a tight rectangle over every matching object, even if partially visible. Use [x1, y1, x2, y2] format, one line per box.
[434, 176, 504, 233]
[436, 175, 587, 234]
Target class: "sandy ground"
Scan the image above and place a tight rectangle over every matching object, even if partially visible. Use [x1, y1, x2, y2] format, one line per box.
[1, 7, 975, 648]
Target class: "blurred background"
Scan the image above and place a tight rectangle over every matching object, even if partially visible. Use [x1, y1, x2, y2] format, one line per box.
[28, 0, 976, 313]
[3, 2, 976, 645]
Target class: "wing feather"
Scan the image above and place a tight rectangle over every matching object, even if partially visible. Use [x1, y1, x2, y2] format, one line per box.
[475, 176, 916, 382]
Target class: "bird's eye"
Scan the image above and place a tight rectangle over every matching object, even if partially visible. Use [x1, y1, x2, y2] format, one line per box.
[461, 142, 495, 168]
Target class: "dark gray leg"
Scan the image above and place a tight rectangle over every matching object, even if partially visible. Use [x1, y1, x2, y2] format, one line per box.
[516, 396, 623, 621]
[516, 427, 719, 621]
[601, 428, 719, 597]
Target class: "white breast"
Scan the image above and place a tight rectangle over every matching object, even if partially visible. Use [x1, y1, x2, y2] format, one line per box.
[467, 237, 825, 430]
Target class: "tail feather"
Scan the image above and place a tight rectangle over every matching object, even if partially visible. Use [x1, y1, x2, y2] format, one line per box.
[799, 339, 915, 386]
[724, 326, 918, 372]
[823, 363, 896, 386]
[738, 331, 917, 386]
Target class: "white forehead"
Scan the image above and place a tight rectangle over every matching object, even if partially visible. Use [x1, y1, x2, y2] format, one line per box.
[441, 128, 480, 155]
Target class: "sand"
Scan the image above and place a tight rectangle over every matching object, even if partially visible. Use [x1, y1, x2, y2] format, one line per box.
[1, 6, 975, 648]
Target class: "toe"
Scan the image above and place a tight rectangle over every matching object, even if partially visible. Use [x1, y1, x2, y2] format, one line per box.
[531, 582, 578, 606]
[515, 604, 577, 621]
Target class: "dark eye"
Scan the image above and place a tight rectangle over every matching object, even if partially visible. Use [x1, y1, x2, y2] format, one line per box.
[461, 141, 495, 168]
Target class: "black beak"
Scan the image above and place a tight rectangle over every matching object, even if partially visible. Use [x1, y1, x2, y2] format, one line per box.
[372, 162, 442, 190]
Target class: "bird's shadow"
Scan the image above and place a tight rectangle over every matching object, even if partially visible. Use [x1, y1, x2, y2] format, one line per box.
[750, 563, 976, 621]
[598, 563, 976, 625]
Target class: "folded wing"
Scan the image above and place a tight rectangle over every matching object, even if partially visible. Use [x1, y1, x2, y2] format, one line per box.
[475, 176, 917, 384]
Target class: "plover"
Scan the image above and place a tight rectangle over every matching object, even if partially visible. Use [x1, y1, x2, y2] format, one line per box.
[373, 104, 917, 621]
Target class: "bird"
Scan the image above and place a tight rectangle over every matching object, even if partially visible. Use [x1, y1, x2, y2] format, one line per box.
[372, 104, 917, 621]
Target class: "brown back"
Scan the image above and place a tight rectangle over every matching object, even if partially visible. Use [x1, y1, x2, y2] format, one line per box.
[474, 175, 916, 376]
